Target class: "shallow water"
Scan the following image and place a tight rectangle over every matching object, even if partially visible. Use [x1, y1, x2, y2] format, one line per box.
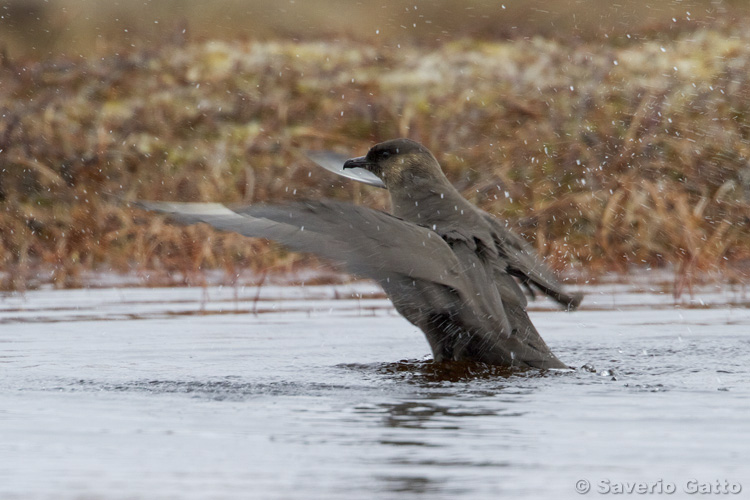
[1, 282, 749, 499]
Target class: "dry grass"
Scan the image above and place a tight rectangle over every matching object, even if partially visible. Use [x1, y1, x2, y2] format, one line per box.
[2, 19, 750, 289]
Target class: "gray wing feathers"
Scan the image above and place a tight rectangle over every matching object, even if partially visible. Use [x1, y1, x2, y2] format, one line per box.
[135, 199, 568, 369]
[501, 302, 565, 368]
[491, 262, 529, 308]
[136, 200, 464, 290]
[482, 213, 583, 310]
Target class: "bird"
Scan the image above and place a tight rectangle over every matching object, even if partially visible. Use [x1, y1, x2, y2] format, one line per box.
[137, 139, 580, 369]
[308, 140, 582, 311]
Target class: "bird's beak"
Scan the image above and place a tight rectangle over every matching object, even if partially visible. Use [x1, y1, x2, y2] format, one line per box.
[343, 156, 372, 171]
[305, 150, 386, 189]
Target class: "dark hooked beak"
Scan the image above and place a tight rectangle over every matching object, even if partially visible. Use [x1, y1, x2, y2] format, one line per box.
[342, 155, 372, 170]
[304, 150, 386, 189]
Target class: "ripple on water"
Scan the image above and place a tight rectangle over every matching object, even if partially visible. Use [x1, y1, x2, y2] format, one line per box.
[57, 378, 368, 401]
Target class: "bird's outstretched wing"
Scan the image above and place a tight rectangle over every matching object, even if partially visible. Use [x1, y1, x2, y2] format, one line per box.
[482, 213, 583, 311]
[304, 149, 582, 310]
[135, 199, 567, 369]
[135, 200, 464, 290]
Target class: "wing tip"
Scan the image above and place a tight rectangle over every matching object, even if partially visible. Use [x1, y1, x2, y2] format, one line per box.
[564, 291, 584, 311]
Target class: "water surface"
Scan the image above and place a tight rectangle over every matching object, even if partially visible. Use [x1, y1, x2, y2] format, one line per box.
[1, 282, 748, 499]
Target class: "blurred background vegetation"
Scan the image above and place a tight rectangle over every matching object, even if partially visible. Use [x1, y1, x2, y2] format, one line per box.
[3, 0, 750, 58]
[1, 0, 750, 290]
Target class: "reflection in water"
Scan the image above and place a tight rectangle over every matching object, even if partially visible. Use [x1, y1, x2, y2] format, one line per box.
[374, 474, 453, 495]
[373, 400, 499, 430]
[345, 361, 543, 495]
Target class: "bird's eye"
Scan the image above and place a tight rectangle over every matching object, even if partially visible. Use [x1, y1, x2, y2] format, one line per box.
[380, 151, 390, 159]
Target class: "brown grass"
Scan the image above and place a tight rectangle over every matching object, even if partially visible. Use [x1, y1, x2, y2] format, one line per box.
[2, 18, 750, 290]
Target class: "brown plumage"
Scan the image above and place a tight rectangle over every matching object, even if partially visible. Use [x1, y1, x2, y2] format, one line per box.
[343, 138, 582, 310]
[137, 139, 580, 369]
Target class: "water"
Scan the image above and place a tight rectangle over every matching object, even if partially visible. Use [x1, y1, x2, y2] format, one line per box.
[1, 282, 749, 499]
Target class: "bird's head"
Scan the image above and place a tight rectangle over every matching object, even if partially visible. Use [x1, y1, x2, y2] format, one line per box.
[343, 139, 444, 189]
